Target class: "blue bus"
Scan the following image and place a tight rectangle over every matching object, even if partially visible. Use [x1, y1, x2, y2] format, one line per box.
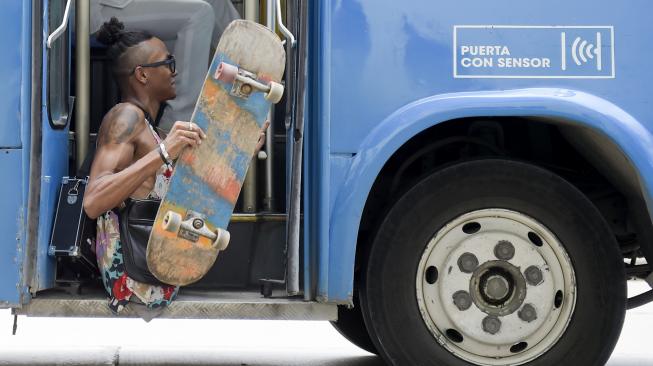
[2, 0, 651, 364]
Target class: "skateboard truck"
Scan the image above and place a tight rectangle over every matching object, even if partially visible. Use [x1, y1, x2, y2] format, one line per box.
[215, 62, 284, 104]
[162, 210, 231, 251]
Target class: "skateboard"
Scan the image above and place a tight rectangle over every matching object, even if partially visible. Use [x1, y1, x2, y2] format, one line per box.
[146, 20, 286, 286]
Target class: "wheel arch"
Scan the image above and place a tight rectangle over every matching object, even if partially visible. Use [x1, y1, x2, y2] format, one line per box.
[327, 88, 653, 303]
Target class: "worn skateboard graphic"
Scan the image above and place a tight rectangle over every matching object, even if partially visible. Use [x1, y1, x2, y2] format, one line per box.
[146, 20, 286, 286]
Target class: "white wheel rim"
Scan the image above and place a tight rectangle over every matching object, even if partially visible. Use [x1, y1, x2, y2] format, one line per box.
[416, 209, 576, 365]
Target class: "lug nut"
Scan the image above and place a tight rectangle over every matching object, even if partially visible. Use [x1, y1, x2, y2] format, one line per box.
[482, 316, 501, 335]
[494, 240, 515, 261]
[452, 291, 473, 311]
[524, 266, 543, 286]
[518, 304, 537, 323]
[458, 253, 479, 273]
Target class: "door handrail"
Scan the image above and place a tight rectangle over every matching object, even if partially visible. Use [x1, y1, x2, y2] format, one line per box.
[47, 0, 73, 49]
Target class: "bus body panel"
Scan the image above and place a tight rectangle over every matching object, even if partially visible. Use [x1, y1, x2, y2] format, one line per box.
[326, 89, 653, 302]
[319, 0, 653, 302]
[0, 1, 30, 306]
[0, 149, 25, 306]
[33, 0, 70, 290]
[3, 0, 653, 314]
[328, 0, 653, 153]
[0, 1, 25, 149]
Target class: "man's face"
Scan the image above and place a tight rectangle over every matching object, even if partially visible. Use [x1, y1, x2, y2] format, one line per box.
[139, 38, 177, 101]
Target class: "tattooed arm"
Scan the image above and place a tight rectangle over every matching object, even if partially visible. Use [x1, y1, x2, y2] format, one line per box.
[83, 104, 164, 219]
[83, 104, 206, 219]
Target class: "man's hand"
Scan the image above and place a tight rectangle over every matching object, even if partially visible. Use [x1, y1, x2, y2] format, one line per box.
[162, 121, 207, 160]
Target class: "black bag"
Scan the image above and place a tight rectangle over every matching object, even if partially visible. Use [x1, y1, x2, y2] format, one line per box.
[118, 198, 169, 286]
[49, 177, 98, 278]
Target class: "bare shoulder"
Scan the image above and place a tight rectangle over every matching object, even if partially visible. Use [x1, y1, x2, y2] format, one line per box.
[97, 103, 146, 146]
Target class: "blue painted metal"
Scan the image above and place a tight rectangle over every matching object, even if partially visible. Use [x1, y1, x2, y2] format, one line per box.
[3, 0, 653, 312]
[0, 150, 25, 306]
[33, 0, 69, 292]
[326, 0, 653, 153]
[328, 89, 653, 301]
[318, 0, 653, 302]
[0, 2, 25, 149]
[0, 1, 30, 306]
[304, 0, 332, 301]
[18, 0, 33, 303]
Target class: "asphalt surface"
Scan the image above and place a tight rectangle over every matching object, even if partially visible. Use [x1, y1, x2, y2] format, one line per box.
[0, 282, 651, 365]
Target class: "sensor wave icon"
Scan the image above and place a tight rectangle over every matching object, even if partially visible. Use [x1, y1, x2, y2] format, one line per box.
[561, 32, 602, 71]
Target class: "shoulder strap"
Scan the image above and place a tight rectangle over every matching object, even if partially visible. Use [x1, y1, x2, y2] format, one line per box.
[125, 101, 165, 143]
[77, 143, 97, 177]
[132, 101, 166, 128]
[79, 102, 164, 177]
[129, 102, 154, 125]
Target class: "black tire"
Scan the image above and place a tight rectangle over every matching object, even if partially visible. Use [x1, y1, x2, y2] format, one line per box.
[360, 159, 626, 366]
[331, 298, 379, 355]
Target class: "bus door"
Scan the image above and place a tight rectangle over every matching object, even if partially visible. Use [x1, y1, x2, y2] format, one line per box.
[28, 0, 73, 294]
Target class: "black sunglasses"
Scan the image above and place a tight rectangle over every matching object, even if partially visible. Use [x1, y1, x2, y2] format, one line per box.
[134, 55, 176, 74]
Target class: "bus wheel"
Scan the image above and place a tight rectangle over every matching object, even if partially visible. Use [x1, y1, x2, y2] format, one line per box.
[360, 159, 625, 365]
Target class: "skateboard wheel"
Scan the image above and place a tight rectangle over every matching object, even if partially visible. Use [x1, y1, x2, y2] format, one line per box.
[216, 62, 238, 83]
[265, 81, 284, 104]
[213, 228, 231, 251]
[257, 150, 268, 160]
[163, 211, 183, 233]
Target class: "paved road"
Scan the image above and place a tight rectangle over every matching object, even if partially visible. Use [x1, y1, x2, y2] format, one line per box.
[0, 282, 651, 365]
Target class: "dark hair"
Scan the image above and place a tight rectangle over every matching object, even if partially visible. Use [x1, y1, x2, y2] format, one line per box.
[95, 17, 153, 75]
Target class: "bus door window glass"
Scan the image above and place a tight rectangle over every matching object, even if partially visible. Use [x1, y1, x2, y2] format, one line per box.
[47, 0, 70, 128]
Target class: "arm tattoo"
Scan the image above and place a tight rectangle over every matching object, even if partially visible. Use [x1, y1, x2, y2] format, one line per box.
[100, 107, 142, 145]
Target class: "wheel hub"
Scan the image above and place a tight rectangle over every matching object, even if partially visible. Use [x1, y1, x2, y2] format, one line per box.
[483, 274, 510, 302]
[471, 261, 527, 316]
[416, 209, 576, 366]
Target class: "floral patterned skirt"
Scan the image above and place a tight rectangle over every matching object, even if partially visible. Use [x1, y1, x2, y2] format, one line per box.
[96, 210, 178, 314]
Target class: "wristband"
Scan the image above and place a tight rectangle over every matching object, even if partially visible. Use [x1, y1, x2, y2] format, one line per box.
[158, 143, 172, 165]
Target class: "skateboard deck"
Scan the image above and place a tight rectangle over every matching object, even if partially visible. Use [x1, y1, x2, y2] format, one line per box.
[146, 20, 286, 286]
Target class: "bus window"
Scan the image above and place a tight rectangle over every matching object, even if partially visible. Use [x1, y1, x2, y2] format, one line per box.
[47, 0, 71, 128]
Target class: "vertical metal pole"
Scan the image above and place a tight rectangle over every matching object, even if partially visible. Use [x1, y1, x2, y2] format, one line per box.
[75, 0, 90, 171]
[244, 0, 259, 23]
[242, 164, 257, 212]
[241, 0, 260, 213]
[263, 0, 276, 211]
[266, 0, 275, 34]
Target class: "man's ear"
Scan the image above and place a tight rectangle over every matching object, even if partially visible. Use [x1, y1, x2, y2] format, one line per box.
[133, 66, 148, 85]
